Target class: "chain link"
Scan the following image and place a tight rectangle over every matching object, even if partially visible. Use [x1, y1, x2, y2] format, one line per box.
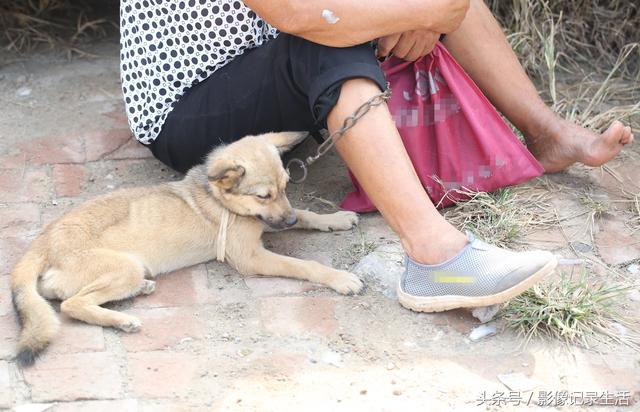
[286, 84, 392, 183]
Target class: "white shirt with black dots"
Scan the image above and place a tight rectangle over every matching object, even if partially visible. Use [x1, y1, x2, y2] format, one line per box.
[119, 0, 278, 144]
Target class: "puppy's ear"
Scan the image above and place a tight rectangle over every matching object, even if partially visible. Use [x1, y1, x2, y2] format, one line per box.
[207, 158, 246, 190]
[262, 131, 309, 153]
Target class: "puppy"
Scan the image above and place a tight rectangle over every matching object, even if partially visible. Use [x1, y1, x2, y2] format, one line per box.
[11, 131, 363, 366]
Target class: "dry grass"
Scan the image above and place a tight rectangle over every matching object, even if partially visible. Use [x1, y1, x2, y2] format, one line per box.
[501, 271, 640, 351]
[0, 0, 117, 55]
[440, 185, 558, 248]
[347, 230, 378, 262]
[489, 0, 640, 131]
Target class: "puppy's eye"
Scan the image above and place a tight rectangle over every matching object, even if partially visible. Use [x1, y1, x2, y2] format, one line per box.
[256, 193, 272, 200]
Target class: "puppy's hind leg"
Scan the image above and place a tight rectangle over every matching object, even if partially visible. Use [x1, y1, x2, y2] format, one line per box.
[290, 209, 359, 232]
[59, 251, 149, 332]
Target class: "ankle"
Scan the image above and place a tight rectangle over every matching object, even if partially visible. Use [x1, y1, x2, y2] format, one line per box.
[402, 225, 468, 265]
[522, 108, 563, 143]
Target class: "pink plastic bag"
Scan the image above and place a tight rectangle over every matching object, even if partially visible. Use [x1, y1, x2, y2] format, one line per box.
[340, 43, 544, 212]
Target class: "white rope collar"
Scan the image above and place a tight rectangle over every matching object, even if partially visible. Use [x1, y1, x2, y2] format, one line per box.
[216, 208, 236, 262]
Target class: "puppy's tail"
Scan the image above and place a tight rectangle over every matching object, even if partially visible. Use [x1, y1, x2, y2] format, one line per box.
[10, 243, 58, 367]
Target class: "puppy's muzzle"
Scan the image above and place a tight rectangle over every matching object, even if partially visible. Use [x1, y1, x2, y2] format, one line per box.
[257, 212, 298, 229]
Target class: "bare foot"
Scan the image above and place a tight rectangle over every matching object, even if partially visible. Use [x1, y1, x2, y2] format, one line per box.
[527, 118, 634, 173]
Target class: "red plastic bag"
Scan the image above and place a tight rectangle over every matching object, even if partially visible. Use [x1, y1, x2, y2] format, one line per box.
[340, 43, 544, 212]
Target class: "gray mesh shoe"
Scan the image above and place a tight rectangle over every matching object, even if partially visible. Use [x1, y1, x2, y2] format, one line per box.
[398, 232, 557, 313]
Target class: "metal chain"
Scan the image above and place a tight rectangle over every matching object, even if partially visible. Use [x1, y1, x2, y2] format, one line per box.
[286, 84, 392, 183]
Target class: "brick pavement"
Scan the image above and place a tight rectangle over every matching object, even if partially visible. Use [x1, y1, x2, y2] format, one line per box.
[1, 42, 639, 411]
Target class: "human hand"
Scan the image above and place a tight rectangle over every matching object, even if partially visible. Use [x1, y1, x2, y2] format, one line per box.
[377, 30, 440, 62]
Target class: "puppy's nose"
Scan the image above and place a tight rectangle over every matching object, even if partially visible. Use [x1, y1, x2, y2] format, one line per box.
[285, 214, 298, 226]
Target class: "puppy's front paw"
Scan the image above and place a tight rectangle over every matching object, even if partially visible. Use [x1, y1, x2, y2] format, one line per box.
[118, 317, 142, 333]
[319, 211, 359, 232]
[328, 270, 364, 295]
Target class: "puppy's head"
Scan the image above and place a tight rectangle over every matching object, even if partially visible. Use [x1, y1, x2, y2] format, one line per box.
[206, 131, 307, 229]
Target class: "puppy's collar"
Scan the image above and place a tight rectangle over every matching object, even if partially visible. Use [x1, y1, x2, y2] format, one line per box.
[216, 208, 235, 262]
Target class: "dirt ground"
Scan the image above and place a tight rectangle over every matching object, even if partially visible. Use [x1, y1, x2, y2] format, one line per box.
[1, 37, 639, 411]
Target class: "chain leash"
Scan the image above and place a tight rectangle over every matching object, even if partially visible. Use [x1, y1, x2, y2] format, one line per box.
[286, 84, 392, 183]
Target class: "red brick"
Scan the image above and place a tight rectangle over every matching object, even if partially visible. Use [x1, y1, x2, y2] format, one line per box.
[259, 297, 337, 338]
[0, 236, 30, 275]
[46, 317, 105, 355]
[128, 351, 200, 398]
[84, 128, 131, 162]
[53, 399, 138, 412]
[0, 203, 41, 238]
[134, 265, 207, 308]
[52, 164, 87, 198]
[596, 219, 640, 265]
[23, 352, 123, 402]
[0, 167, 50, 203]
[0, 314, 19, 360]
[244, 276, 319, 297]
[120, 307, 205, 352]
[0, 360, 12, 408]
[1, 135, 85, 167]
[104, 138, 153, 160]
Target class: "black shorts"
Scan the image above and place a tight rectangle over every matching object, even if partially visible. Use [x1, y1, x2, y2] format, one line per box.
[148, 33, 387, 173]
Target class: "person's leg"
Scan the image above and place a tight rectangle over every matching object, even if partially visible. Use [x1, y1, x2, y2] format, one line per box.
[329, 79, 467, 264]
[328, 78, 557, 312]
[442, 0, 634, 173]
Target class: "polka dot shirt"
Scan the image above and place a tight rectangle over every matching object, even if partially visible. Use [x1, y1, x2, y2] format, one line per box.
[119, 0, 278, 144]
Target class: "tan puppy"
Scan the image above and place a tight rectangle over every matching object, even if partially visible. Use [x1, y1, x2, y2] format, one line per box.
[11, 132, 363, 366]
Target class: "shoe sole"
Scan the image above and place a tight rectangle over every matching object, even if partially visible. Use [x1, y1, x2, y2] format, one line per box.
[397, 257, 558, 313]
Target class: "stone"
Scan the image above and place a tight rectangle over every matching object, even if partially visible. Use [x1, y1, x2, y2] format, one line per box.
[471, 305, 501, 323]
[468, 323, 497, 342]
[352, 250, 404, 299]
[16, 86, 32, 97]
[321, 350, 343, 368]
